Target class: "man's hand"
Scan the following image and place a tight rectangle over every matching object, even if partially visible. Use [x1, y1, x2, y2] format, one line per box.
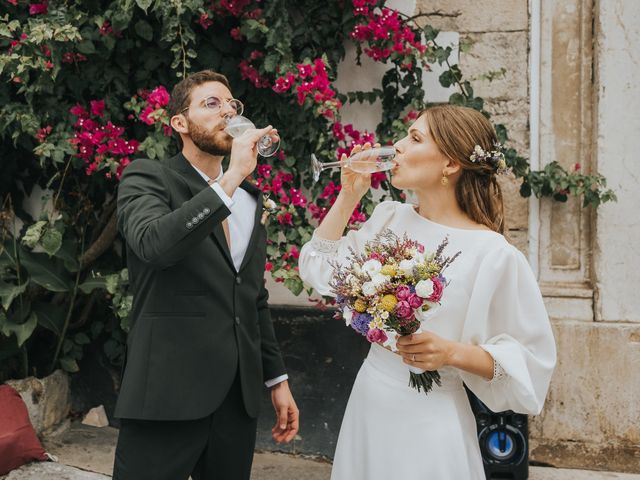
[270, 380, 299, 443]
[229, 125, 275, 179]
[220, 125, 276, 198]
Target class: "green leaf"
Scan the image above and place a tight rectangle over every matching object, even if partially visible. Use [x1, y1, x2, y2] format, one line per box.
[284, 277, 303, 296]
[54, 235, 79, 272]
[41, 228, 63, 257]
[33, 302, 66, 337]
[20, 251, 72, 292]
[0, 279, 27, 311]
[78, 276, 107, 294]
[74, 332, 90, 345]
[22, 221, 47, 249]
[134, 20, 153, 41]
[0, 311, 37, 347]
[60, 357, 79, 373]
[76, 40, 96, 55]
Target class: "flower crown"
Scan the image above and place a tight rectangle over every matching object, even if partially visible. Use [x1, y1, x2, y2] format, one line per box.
[469, 143, 509, 175]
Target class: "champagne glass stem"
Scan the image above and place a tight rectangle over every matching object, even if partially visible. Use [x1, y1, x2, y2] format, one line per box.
[319, 160, 346, 170]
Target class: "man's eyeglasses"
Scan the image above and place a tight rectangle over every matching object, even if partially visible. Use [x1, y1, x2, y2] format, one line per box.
[181, 96, 244, 116]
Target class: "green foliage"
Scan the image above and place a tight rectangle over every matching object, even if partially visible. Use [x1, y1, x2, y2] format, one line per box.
[0, 0, 615, 380]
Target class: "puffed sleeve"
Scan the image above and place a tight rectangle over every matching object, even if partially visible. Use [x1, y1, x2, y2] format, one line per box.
[459, 244, 557, 415]
[299, 200, 398, 296]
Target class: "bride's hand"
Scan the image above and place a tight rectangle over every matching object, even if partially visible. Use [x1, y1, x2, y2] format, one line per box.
[339, 142, 380, 200]
[396, 331, 455, 371]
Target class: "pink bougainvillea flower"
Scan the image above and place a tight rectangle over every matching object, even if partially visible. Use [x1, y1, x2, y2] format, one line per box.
[90, 100, 105, 117]
[29, 2, 48, 15]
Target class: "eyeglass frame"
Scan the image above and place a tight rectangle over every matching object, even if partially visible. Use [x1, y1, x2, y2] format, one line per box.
[180, 95, 244, 116]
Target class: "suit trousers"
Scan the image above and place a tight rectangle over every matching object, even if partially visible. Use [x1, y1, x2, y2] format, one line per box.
[112, 373, 258, 480]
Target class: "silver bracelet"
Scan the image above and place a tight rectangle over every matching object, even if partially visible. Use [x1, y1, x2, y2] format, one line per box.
[308, 235, 340, 256]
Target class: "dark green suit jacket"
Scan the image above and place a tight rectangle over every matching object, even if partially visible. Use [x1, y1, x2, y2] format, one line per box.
[114, 152, 286, 421]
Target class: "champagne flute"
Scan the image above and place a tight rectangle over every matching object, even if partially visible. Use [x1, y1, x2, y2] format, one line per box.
[224, 114, 280, 157]
[310, 146, 396, 183]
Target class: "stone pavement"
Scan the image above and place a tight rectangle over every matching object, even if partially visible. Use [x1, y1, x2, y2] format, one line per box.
[2, 422, 639, 480]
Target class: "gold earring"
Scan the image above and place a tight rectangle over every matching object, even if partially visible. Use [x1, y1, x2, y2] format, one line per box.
[441, 173, 449, 186]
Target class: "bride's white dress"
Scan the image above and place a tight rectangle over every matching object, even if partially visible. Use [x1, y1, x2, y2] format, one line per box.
[298, 201, 557, 480]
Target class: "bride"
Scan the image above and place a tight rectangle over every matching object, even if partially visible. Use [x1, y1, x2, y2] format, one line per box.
[298, 105, 557, 479]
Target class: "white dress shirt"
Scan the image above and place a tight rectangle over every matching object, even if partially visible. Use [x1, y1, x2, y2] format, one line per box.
[191, 164, 288, 388]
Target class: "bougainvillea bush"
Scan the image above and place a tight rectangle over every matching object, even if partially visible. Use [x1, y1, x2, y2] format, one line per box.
[0, 0, 615, 380]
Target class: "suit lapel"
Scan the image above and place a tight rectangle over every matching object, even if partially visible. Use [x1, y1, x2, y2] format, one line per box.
[238, 180, 263, 272]
[164, 153, 235, 270]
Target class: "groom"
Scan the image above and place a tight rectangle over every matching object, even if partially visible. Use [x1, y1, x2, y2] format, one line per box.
[113, 70, 299, 480]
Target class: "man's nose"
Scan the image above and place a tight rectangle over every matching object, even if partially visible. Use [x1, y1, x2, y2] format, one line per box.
[221, 100, 237, 116]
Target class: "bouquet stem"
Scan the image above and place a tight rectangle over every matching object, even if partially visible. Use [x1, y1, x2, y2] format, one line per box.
[408, 370, 442, 395]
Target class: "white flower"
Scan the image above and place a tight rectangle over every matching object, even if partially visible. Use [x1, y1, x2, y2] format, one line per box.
[353, 263, 362, 275]
[415, 279, 435, 298]
[362, 259, 382, 277]
[343, 307, 354, 326]
[263, 198, 277, 210]
[380, 311, 389, 320]
[362, 281, 377, 296]
[370, 273, 388, 287]
[399, 259, 416, 276]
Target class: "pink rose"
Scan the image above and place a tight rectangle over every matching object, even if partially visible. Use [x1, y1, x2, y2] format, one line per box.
[428, 277, 444, 303]
[395, 285, 410, 301]
[394, 300, 413, 319]
[367, 328, 388, 344]
[407, 294, 423, 309]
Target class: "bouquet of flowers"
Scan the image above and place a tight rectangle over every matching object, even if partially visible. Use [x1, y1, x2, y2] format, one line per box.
[330, 229, 460, 395]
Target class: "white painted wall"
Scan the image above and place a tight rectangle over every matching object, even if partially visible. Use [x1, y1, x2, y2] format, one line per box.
[594, 0, 640, 323]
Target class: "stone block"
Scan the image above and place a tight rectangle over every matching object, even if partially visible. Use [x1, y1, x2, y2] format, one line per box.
[3, 462, 110, 480]
[500, 174, 529, 231]
[413, 0, 528, 33]
[529, 320, 640, 472]
[505, 228, 528, 257]
[81, 405, 109, 428]
[460, 32, 529, 100]
[6, 370, 70, 436]
[485, 98, 530, 154]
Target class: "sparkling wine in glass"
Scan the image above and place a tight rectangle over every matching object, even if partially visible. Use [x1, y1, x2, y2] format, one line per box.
[224, 114, 280, 157]
[310, 146, 396, 182]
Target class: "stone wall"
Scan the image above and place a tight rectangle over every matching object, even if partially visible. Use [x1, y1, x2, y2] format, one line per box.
[414, 0, 531, 253]
[410, 0, 640, 473]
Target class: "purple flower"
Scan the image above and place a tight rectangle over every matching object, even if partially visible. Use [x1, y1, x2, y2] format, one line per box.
[366, 328, 388, 344]
[351, 313, 372, 336]
[407, 293, 423, 309]
[395, 285, 411, 301]
[395, 300, 413, 319]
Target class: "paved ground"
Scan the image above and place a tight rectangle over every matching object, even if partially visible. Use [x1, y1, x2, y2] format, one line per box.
[2, 422, 639, 480]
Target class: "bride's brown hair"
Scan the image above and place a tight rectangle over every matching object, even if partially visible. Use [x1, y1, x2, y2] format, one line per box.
[419, 105, 506, 234]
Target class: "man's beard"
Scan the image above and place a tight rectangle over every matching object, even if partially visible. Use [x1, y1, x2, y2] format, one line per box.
[187, 118, 232, 156]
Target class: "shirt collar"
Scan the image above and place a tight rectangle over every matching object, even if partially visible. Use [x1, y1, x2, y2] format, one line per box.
[191, 163, 223, 184]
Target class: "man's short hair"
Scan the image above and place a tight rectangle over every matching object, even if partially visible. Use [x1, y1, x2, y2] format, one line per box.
[166, 70, 231, 117]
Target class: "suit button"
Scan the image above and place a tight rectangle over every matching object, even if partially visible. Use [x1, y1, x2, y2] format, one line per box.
[192, 217, 199, 224]
[236, 277, 242, 285]
[186, 222, 193, 229]
[198, 212, 205, 219]
[203, 207, 211, 215]
[235, 316, 241, 325]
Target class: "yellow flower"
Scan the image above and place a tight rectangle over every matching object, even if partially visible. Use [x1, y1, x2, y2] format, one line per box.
[380, 264, 397, 277]
[354, 298, 368, 313]
[379, 294, 398, 312]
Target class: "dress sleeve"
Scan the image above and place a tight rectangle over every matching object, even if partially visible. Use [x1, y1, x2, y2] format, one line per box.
[459, 244, 557, 415]
[298, 201, 398, 296]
